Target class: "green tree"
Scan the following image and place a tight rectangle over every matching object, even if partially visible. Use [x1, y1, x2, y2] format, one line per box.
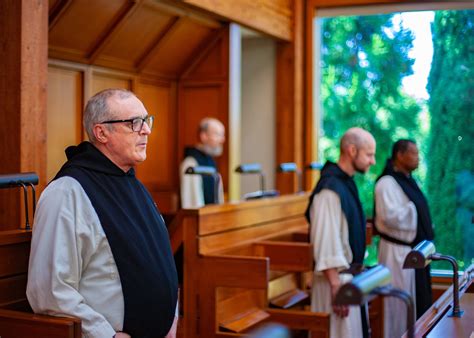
[426, 10, 474, 268]
[319, 14, 422, 215]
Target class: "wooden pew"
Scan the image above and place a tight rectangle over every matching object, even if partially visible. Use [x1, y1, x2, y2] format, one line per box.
[179, 193, 330, 338]
[0, 230, 81, 338]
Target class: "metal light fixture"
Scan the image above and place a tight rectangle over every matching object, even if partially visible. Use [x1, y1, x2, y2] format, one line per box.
[185, 166, 220, 204]
[235, 163, 265, 191]
[306, 162, 323, 171]
[235, 163, 278, 200]
[403, 240, 464, 317]
[277, 162, 302, 193]
[334, 265, 415, 338]
[0, 172, 39, 230]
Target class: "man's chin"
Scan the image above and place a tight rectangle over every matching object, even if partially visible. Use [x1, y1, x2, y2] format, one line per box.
[201, 145, 222, 157]
[135, 152, 147, 163]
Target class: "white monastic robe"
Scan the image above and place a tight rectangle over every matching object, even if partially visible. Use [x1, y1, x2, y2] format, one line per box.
[309, 189, 363, 338]
[179, 156, 224, 208]
[375, 175, 417, 338]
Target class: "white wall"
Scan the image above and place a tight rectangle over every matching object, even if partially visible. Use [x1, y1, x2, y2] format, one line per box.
[240, 37, 276, 197]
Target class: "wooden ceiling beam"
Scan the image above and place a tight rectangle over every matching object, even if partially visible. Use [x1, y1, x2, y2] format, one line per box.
[147, 0, 221, 29]
[48, 0, 73, 31]
[135, 16, 183, 73]
[86, 0, 144, 64]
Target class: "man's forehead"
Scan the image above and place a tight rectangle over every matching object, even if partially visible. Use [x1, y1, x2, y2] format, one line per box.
[208, 121, 224, 133]
[360, 140, 376, 152]
[110, 96, 147, 117]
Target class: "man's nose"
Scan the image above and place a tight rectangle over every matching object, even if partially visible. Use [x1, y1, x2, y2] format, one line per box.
[140, 122, 152, 135]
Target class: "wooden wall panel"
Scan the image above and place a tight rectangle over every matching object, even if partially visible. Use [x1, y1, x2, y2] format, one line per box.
[183, 0, 293, 41]
[177, 26, 230, 199]
[47, 66, 84, 181]
[178, 82, 229, 191]
[183, 33, 228, 80]
[276, 0, 305, 194]
[91, 72, 132, 94]
[135, 81, 177, 190]
[179, 85, 226, 149]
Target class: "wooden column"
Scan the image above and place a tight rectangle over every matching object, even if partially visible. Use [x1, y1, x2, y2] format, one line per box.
[275, 0, 305, 194]
[0, 0, 48, 230]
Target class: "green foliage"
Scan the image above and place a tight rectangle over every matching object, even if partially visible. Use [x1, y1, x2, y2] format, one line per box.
[320, 10, 474, 268]
[426, 10, 474, 268]
[319, 14, 425, 216]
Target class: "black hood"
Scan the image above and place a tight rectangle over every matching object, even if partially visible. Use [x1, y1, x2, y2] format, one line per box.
[61, 141, 133, 177]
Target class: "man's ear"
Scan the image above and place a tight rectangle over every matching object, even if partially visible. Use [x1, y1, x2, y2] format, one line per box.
[93, 124, 109, 144]
[199, 131, 208, 144]
[348, 144, 357, 158]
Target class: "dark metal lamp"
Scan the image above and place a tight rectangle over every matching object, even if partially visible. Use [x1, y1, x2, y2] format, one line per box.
[0, 172, 39, 230]
[277, 162, 302, 193]
[235, 163, 278, 200]
[403, 240, 463, 317]
[185, 166, 220, 204]
[306, 162, 323, 171]
[335, 265, 415, 338]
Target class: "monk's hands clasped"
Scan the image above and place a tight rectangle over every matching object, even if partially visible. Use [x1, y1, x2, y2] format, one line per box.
[330, 282, 349, 318]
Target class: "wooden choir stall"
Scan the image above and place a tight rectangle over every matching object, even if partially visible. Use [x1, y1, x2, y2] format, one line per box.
[170, 193, 331, 338]
[0, 173, 81, 338]
[170, 193, 383, 338]
[406, 264, 474, 338]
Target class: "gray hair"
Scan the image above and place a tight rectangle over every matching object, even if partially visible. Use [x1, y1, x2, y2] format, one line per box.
[83, 88, 136, 143]
[199, 117, 219, 133]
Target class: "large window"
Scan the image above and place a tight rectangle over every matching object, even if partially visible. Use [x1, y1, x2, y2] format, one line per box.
[315, 8, 474, 270]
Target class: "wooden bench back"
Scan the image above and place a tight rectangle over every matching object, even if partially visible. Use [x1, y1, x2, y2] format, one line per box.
[196, 193, 309, 255]
[0, 230, 32, 311]
[180, 193, 330, 338]
[0, 230, 81, 338]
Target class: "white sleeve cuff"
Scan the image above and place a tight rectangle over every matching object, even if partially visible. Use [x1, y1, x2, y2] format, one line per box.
[315, 255, 349, 272]
[85, 321, 116, 338]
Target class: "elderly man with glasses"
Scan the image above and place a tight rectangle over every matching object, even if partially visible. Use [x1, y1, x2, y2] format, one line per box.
[27, 88, 179, 338]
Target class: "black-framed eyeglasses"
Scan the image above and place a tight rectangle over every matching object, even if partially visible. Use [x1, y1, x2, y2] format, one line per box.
[100, 115, 154, 132]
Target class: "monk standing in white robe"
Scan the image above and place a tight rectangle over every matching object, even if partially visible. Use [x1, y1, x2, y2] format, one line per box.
[306, 128, 376, 338]
[180, 117, 225, 208]
[375, 139, 434, 338]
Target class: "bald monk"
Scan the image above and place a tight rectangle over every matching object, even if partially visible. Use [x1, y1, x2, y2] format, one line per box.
[305, 128, 376, 338]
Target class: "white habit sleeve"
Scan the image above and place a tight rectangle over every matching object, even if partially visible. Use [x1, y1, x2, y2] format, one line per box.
[375, 176, 417, 238]
[27, 178, 117, 338]
[180, 157, 205, 208]
[309, 189, 351, 273]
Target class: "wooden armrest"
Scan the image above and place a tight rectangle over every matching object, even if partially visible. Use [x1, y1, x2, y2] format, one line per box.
[269, 288, 309, 309]
[0, 308, 81, 338]
[219, 307, 270, 333]
[253, 241, 313, 271]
